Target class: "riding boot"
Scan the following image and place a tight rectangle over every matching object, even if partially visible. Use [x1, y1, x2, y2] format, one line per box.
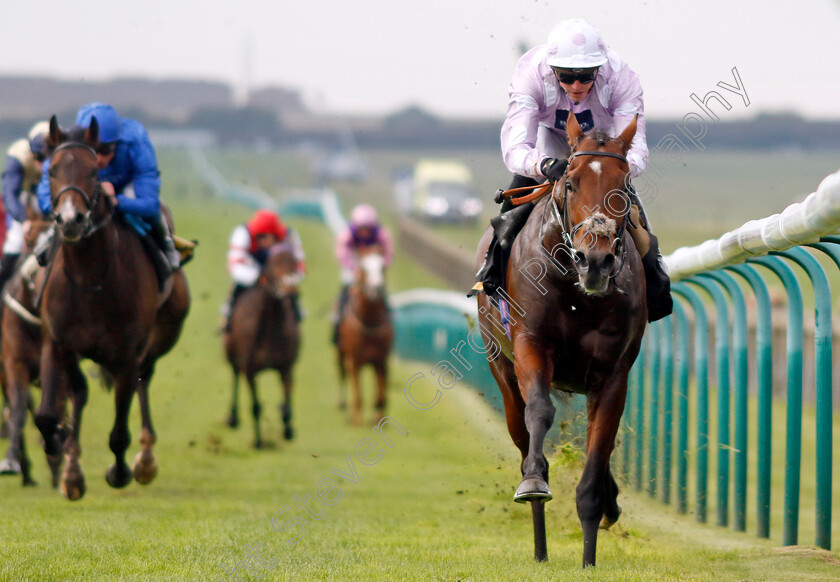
[151, 219, 181, 271]
[290, 293, 303, 323]
[33, 225, 58, 267]
[140, 233, 173, 292]
[0, 253, 21, 295]
[332, 284, 350, 345]
[627, 187, 673, 322]
[470, 175, 540, 298]
[222, 284, 248, 332]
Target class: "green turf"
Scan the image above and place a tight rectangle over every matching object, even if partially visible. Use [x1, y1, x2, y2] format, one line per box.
[1, 148, 838, 581]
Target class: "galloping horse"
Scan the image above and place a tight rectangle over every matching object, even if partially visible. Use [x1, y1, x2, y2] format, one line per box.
[224, 243, 301, 447]
[336, 246, 393, 426]
[33, 116, 190, 500]
[0, 214, 64, 486]
[476, 112, 646, 567]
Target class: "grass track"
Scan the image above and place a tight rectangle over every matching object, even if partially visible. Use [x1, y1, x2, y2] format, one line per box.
[0, 151, 838, 581]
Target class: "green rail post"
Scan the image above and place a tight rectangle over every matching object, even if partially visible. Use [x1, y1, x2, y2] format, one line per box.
[727, 263, 773, 539]
[748, 255, 803, 547]
[672, 283, 709, 523]
[774, 246, 833, 550]
[647, 324, 660, 498]
[671, 301, 691, 514]
[660, 316, 674, 505]
[701, 270, 749, 532]
[634, 340, 646, 491]
[688, 276, 732, 528]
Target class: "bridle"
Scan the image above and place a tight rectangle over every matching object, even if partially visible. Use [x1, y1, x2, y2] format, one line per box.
[543, 150, 632, 277]
[49, 141, 112, 238]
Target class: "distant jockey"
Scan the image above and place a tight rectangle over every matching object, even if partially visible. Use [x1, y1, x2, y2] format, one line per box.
[225, 209, 305, 326]
[0, 121, 49, 293]
[332, 204, 393, 343]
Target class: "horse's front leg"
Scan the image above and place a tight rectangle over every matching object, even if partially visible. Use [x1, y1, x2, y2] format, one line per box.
[279, 368, 294, 441]
[577, 373, 628, 568]
[372, 360, 387, 424]
[512, 338, 555, 502]
[345, 357, 362, 427]
[105, 367, 137, 489]
[60, 358, 89, 500]
[34, 340, 72, 493]
[133, 360, 158, 485]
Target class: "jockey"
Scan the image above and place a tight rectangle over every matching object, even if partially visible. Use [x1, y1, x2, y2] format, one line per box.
[225, 208, 305, 324]
[472, 18, 672, 322]
[0, 121, 49, 294]
[35, 102, 186, 284]
[332, 204, 393, 343]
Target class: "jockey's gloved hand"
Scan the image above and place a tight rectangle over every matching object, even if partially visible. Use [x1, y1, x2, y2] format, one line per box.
[540, 157, 569, 182]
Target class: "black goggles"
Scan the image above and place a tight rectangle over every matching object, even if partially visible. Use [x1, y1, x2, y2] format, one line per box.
[552, 67, 599, 85]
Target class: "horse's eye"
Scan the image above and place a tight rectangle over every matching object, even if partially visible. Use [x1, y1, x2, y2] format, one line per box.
[89, 171, 99, 180]
[565, 181, 573, 193]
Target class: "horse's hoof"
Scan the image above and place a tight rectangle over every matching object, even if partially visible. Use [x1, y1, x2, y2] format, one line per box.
[23, 477, 37, 487]
[132, 451, 159, 485]
[253, 439, 264, 450]
[283, 426, 294, 441]
[0, 458, 22, 475]
[337, 400, 347, 411]
[105, 465, 133, 489]
[60, 474, 86, 500]
[601, 505, 622, 530]
[227, 415, 239, 429]
[513, 477, 553, 503]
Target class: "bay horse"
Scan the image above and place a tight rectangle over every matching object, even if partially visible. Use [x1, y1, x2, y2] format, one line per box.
[336, 246, 393, 426]
[32, 116, 191, 500]
[223, 243, 301, 447]
[0, 202, 66, 487]
[475, 112, 646, 567]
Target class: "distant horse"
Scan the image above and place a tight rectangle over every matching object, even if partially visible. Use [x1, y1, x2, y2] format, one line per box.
[0, 203, 65, 486]
[32, 116, 191, 500]
[224, 243, 301, 447]
[475, 112, 646, 567]
[336, 247, 393, 426]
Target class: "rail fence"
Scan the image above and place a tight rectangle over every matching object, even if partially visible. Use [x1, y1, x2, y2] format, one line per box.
[628, 168, 840, 550]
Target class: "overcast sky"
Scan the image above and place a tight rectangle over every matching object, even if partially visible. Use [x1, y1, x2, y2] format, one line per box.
[2, 0, 839, 120]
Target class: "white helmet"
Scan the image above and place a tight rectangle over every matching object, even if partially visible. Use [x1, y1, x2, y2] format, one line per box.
[545, 19, 608, 69]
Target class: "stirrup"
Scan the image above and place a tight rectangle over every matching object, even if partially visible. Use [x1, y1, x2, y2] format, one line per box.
[173, 235, 197, 265]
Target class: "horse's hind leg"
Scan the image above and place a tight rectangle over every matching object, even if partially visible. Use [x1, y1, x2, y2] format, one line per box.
[279, 369, 294, 441]
[228, 369, 240, 428]
[132, 361, 158, 485]
[61, 359, 89, 500]
[346, 358, 363, 427]
[105, 368, 137, 490]
[600, 469, 621, 529]
[0, 366, 32, 484]
[336, 347, 347, 410]
[577, 377, 628, 568]
[246, 372, 263, 448]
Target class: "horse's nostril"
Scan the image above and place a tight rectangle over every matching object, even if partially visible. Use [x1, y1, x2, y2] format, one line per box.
[74, 214, 86, 224]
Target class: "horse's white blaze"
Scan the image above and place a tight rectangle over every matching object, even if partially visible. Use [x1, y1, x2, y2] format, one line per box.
[58, 197, 82, 231]
[361, 254, 384, 289]
[589, 160, 602, 175]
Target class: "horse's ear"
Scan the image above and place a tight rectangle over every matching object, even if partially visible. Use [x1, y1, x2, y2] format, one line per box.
[617, 114, 638, 153]
[85, 116, 100, 148]
[567, 111, 583, 147]
[47, 115, 66, 148]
